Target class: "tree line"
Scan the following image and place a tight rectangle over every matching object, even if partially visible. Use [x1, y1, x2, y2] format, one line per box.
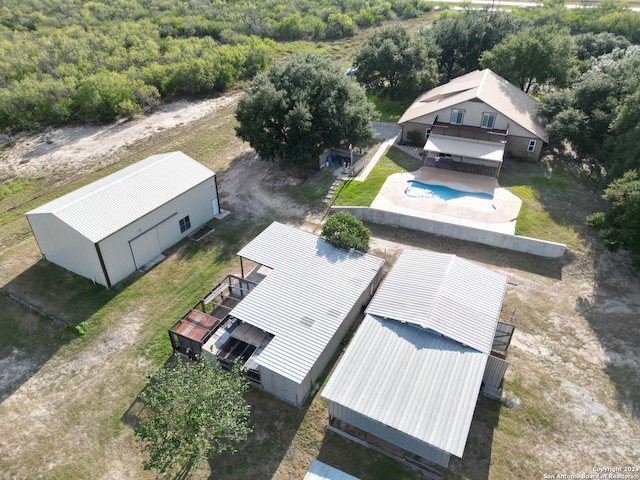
[0, 0, 436, 131]
[3, 0, 639, 132]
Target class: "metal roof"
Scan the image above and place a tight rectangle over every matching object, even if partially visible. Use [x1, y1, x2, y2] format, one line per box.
[366, 249, 507, 355]
[425, 134, 505, 163]
[26, 151, 215, 242]
[304, 460, 360, 480]
[398, 69, 548, 142]
[230, 222, 384, 384]
[322, 314, 488, 458]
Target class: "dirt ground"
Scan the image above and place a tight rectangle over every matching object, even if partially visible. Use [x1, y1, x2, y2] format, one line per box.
[1, 93, 639, 479]
[0, 95, 241, 180]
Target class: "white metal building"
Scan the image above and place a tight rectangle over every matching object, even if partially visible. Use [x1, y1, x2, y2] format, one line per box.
[304, 460, 360, 480]
[26, 151, 220, 288]
[203, 222, 385, 408]
[322, 249, 510, 469]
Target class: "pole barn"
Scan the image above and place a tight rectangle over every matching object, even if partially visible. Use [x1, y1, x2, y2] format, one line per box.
[26, 151, 220, 288]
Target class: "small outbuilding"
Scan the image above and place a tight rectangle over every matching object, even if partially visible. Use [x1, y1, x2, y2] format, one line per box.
[322, 249, 514, 472]
[26, 151, 221, 288]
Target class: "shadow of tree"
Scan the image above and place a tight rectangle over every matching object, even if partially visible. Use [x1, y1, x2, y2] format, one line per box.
[575, 247, 640, 420]
[206, 388, 311, 480]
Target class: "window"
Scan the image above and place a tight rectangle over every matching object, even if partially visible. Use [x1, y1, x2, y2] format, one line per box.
[481, 112, 496, 129]
[179, 215, 191, 233]
[527, 140, 537, 153]
[450, 108, 464, 125]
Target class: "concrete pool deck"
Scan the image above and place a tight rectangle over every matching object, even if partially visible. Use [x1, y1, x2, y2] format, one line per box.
[371, 166, 523, 235]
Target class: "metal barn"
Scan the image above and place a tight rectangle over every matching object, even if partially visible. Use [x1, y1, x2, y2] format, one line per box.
[322, 249, 514, 473]
[199, 222, 385, 408]
[26, 151, 221, 287]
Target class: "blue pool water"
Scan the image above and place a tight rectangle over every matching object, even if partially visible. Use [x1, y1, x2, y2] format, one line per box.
[405, 180, 494, 202]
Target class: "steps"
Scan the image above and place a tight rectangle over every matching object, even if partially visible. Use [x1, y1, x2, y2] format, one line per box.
[394, 143, 425, 160]
[324, 179, 343, 203]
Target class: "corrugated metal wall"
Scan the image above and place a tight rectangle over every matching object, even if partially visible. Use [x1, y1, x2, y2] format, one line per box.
[483, 355, 509, 390]
[261, 369, 298, 407]
[99, 177, 217, 286]
[328, 402, 451, 468]
[300, 277, 379, 407]
[27, 213, 107, 286]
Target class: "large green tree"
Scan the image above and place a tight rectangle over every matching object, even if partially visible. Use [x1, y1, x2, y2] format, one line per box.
[480, 25, 576, 93]
[538, 45, 640, 178]
[587, 170, 640, 262]
[353, 24, 439, 99]
[235, 53, 376, 165]
[134, 357, 252, 474]
[430, 9, 528, 80]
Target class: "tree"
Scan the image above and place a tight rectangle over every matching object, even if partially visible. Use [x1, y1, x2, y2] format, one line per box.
[322, 211, 370, 252]
[480, 25, 576, 93]
[235, 53, 376, 165]
[574, 32, 630, 63]
[353, 24, 439, 99]
[134, 357, 252, 475]
[326, 13, 358, 38]
[72, 71, 160, 122]
[587, 170, 640, 262]
[430, 10, 528, 80]
[538, 45, 640, 177]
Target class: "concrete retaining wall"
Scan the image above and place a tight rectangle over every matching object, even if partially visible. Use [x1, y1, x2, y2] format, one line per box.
[332, 206, 566, 258]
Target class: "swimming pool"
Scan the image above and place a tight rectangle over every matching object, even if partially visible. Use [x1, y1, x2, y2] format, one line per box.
[405, 180, 495, 210]
[405, 180, 493, 200]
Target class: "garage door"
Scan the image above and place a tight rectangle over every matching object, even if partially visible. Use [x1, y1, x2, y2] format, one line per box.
[129, 228, 162, 269]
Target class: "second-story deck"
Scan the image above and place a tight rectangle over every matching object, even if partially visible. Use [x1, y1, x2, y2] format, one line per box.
[431, 120, 508, 144]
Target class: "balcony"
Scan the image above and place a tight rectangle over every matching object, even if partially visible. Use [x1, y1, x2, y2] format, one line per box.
[431, 121, 508, 144]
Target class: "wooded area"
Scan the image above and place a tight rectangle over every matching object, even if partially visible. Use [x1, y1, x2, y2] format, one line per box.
[1, 0, 639, 132]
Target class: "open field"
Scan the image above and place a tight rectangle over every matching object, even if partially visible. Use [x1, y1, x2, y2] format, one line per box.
[1, 89, 639, 480]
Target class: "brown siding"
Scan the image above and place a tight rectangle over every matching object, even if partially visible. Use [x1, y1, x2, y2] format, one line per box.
[505, 136, 544, 160]
[401, 122, 431, 143]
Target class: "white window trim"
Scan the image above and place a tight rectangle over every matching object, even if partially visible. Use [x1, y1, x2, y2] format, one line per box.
[527, 140, 536, 152]
[450, 108, 464, 125]
[179, 215, 191, 233]
[481, 112, 496, 129]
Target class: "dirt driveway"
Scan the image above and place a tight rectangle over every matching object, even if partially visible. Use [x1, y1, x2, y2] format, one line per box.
[1, 94, 639, 479]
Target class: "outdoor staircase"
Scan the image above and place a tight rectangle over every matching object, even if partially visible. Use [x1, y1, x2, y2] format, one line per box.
[324, 178, 342, 203]
[394, 143, 425, 161]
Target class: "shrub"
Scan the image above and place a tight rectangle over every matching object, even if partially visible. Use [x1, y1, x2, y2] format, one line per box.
[322, 211, 370, 252]
[406, 129, 423, 145]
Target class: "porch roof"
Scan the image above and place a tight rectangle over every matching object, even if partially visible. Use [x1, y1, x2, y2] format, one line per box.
[425, 134, 505, 163]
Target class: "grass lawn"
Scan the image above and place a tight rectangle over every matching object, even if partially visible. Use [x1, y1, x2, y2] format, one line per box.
[332, 146, 422, 207]
[499, 152, 599, 251]
[367, 94, 414, 123]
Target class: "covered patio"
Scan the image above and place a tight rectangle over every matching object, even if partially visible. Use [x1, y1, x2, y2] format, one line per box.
[424, 134, 506, 177]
